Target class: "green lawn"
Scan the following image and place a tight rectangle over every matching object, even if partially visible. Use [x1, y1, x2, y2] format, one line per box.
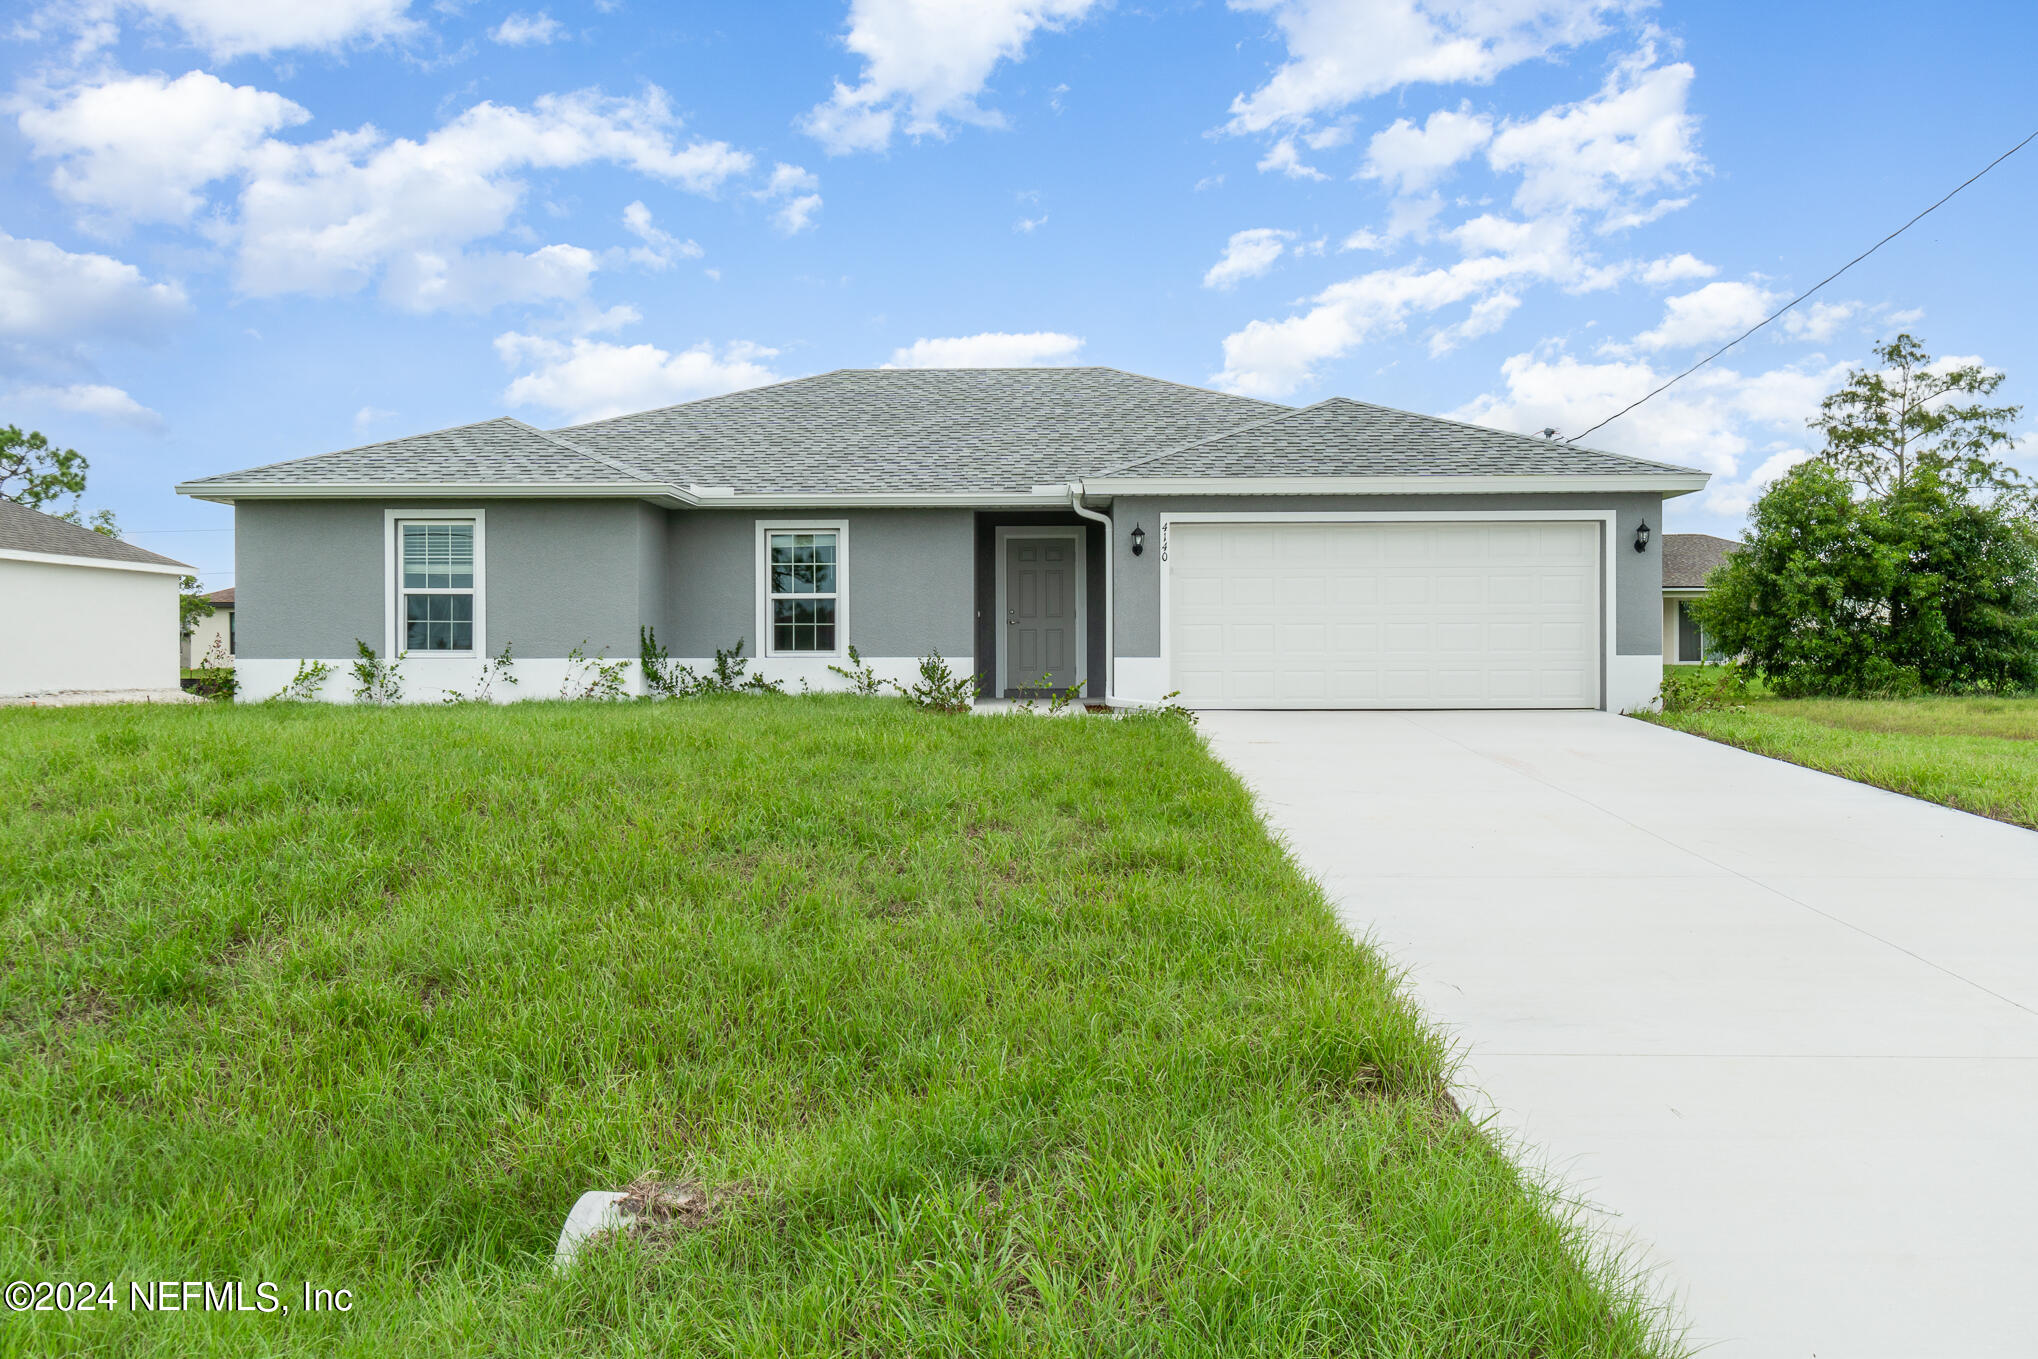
[0, 699, 1669, 1357]
[1645, 679, 2038, 830]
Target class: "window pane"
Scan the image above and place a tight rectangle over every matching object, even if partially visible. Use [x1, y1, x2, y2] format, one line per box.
[773, 599, 795, 625]
[404, 592, 471, 650]
[812, 598, 836, 628]
[774, 623, 795, 651]
[402, 522, 474, 591]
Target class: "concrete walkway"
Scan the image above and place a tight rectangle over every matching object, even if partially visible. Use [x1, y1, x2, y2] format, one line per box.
[1201, 710, 2038, 1359]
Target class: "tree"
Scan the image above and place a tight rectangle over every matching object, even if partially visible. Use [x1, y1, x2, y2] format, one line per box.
[180, 576, 216, 638]
[1811, 333, 2023, 502]
[1696, 336, 2038, 694]
[0, 425, 89, 510]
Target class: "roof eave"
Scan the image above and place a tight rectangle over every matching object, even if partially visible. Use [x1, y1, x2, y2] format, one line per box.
[0, 545, 193, 575]
[1080, 472, 1712, 497]
[175, 480, 1080, 510]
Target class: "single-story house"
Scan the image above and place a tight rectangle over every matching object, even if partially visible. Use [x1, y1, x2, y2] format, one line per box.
[182, 586, 235, 668]
[175, 368, 1709, 711]
[1661, 532, 1738, 666]
[2, 497, 194, 704]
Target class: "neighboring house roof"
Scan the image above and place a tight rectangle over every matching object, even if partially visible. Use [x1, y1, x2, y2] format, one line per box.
[206, 587, 235, 606]
[1091, 396, 1698, 480]
[1662, 532, 1740, 589]
[177, 367, 1709, 502]
[0, 498, 191, 570]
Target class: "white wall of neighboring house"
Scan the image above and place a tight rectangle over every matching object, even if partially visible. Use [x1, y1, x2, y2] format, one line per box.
[183, 606, 233, 669]
[2, 556, 187, 700]
[1663, 592, 1706, 664]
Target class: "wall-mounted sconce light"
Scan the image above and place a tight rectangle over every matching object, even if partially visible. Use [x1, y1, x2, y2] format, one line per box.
[1634, 519, 1651, 553]
[1130, 523, 1146, 556]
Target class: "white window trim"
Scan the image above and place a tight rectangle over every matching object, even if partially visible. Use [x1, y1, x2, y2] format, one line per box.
[993, 526, 1087, 696]
[755, 519, 848, 659]
[384, 509, 486, 659]
[1156, 509, 1617, 711]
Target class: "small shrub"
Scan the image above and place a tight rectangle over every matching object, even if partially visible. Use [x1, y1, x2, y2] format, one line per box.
[893, 652, 978, 714]
[561, 642, 629, 701]
[1657, 664, 1750, 714]
[640, 626, 679, 698]
[187, 635, 237, 701]
[445, 644, 518, 704]
[826, 644, 885, 696]
[663, 638, 785, 697]
[1121, 689, 1199, 727]
[271, 659, 333, 702]
[1047, 677, 1086, 714]
[351, 640, 405, 705]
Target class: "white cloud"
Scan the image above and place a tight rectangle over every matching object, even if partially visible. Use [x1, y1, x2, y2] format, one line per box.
[497, 331, 782, 422]
[884, 331, 1084, 367]
[0, 232, 187, 347]
[354, 404, 397, 432]
[1225, 0, 1625, 133]
[115, 0, 418, 59]
[1630, 279, 1784, 352]
[757, 162, 823, 235]
[9, 381, 164, 430]
[1212, 210, 1608, 395]
[490, 11, 565, 44]
[1781, 299, 1855, 343]
[802, 0, 1101, 153]
[16, 70, 309, 226]
[20, 76, 755, 310]
[1486, 50, 1703, 228]
[618, 201, 701, 269]
[1453, 348, 1850, 514]
[1639, 252, 1714, 285]
[1014, 213, 1048, 233]
[1360, 105, 1492, 194]
[232, 87, 750, 306]
[1256, 136, 1326, 180]
[1203, 227, 1295, 289]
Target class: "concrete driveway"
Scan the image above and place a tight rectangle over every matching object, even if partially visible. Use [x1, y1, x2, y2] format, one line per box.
[1201, 710, 2038, 1359]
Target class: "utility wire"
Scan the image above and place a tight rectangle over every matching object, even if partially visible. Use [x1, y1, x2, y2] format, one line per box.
[1567, 127, 2038, 445]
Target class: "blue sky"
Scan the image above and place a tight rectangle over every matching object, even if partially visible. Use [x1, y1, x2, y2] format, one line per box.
[4, 0, 2035, 589]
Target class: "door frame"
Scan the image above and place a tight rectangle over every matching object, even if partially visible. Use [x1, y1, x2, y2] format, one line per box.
[1157, 510, 1617, 711]
[994, 525, 1087, 697]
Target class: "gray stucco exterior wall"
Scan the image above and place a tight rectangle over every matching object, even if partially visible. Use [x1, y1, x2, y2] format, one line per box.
[235, 498, 656, 659]
[1104, 492, 1666, 658]
[658, 507, 975, 658]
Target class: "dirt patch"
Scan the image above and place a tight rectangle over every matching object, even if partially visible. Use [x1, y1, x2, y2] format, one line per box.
[616, 1176, 748, 1234]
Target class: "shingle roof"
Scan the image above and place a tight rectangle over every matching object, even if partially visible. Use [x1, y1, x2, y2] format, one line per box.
[207, 587, 235, 606]
[554, 368, 1290, 493]
[0, 498, 191, 569]
[1662, 533, 1740, 589]
[178, 417, 650, 489]
[1094, 397, 1701, 479]
[178, 369, 1705, 496]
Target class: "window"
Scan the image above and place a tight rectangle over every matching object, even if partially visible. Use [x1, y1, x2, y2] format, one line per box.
[396, 518, 479, 653]
[760, 524, 844, 656]
[1677, 600, 1702, 664]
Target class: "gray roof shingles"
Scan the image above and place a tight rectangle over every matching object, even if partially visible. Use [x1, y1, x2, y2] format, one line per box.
[179, 417, 647, 489]
[0, 498, 191, 568]
[1095, 397, 1700, 479]
[180, 369, 1704, 496]
[1662, 533, 1740, 589]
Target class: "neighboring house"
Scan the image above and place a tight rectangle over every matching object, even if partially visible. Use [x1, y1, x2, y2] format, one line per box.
[1661, 533, 1739, 666]
[182, 587, 236, 668]
[175, 368, 1709, 711]
[2, 498, 194, 703]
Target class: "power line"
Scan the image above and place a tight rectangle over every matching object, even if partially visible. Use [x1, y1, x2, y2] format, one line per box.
[1567, 127, 2038, 446]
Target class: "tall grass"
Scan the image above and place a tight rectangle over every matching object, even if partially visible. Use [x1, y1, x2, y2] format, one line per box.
[1, 698, 1674, 1356]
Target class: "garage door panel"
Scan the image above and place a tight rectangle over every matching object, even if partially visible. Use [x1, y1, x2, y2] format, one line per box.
[1168, 520, 1600, 709]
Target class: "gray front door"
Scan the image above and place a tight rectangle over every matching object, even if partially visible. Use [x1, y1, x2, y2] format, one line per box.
[1005, 536, 1082, 695]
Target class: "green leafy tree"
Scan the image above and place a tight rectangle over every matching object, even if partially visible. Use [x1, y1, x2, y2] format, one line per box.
[180, 577, 216, 637]
[1697, 336, 2038, 694]
[1811, 333, 2023, 501]
[0, 425, 89, 510]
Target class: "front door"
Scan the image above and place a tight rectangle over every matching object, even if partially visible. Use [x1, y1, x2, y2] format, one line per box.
[1002, 534, 1083, 697]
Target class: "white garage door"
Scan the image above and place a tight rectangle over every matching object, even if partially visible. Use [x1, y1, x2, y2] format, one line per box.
[1167, 520, 1601, 709]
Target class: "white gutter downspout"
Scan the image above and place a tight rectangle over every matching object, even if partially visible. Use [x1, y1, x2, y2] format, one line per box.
[1067, 480, 1113, 704]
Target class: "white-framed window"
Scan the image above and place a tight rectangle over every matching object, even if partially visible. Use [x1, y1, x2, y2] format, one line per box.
[385, 510, 485, 657]
[756, 521, 846, 657]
